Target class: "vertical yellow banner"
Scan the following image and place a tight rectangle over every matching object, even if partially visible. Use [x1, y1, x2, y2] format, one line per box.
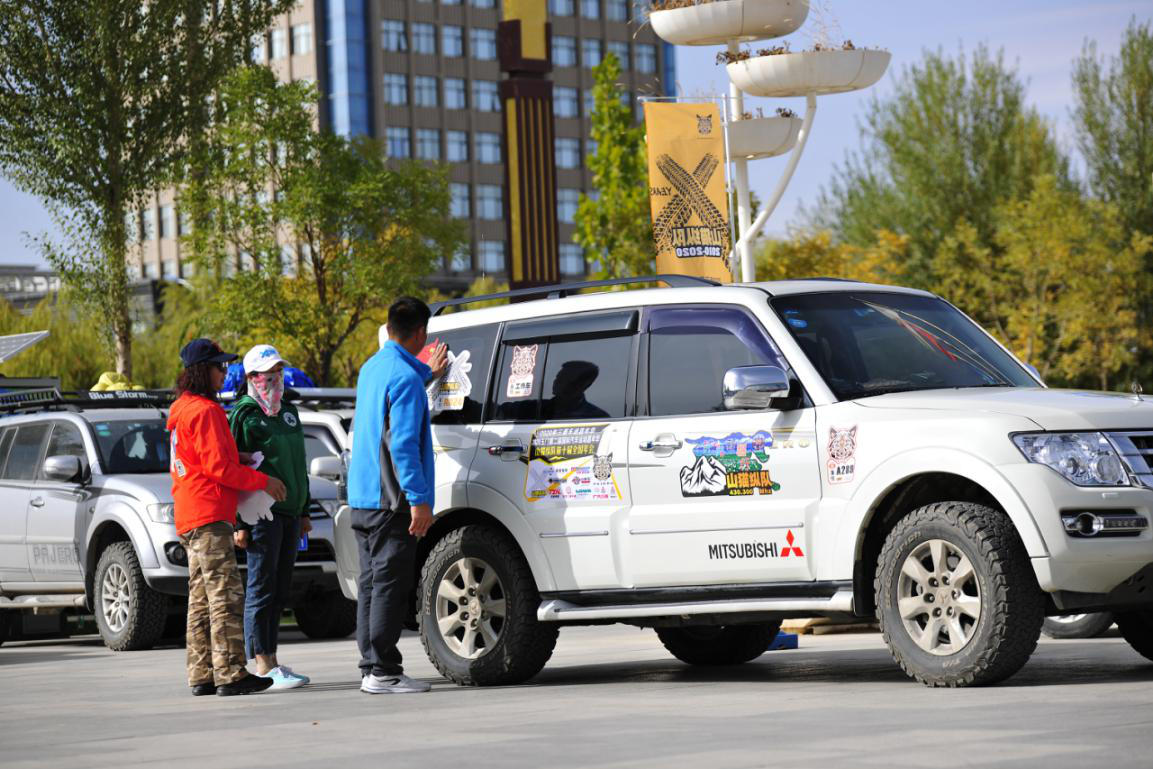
[643, 102, 732, 283]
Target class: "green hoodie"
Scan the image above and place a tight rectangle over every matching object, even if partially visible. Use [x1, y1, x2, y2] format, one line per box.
[228, 395, 309, 517]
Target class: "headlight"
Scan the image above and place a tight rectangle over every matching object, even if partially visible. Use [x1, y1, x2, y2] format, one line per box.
[1012, 433, 1130, 487]
[147, 503, 175, 523]
[315, 499, 342, 518]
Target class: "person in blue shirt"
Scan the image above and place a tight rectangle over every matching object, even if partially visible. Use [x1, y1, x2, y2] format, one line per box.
[348, 296, 446, 695]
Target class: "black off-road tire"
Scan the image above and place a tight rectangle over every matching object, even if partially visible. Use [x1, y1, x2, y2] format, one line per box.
[1114, 609, 1153, 662]
[1041, 612, 1115, 640]
[875, 501, 1044, 687]
[419, 525, 558, 686]
[294, 592, 358, 639]
[93, 542, 167, 651]
[656, 622, 781, 666]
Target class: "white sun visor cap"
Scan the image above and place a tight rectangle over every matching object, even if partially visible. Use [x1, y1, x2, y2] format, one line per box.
[244, 344, 289, 374]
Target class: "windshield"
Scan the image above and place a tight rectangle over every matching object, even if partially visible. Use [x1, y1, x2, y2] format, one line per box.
[92, 420, 170, 474]
[771, 292, 1038, 401]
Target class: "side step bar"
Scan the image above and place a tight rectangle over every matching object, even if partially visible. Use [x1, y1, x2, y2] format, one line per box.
[537, 589, 854, 622]
[0, 595, 87, 610]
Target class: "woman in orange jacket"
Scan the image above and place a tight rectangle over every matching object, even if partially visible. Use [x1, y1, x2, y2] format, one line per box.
[167, 338, 287, 697]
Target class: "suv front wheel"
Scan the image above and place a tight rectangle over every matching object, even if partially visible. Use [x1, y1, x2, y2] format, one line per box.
[93, 542, 168, 651]
[876, 501, 1044, 687]
[419, 525, 559, 686]
[656, 622, 780, 666]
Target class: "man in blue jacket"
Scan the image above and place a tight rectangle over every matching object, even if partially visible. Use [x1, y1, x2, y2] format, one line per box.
[348, 296, 445, 694]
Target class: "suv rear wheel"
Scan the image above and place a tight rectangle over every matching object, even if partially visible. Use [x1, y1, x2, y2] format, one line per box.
[294, 592, 357, 639]
[1041, 612, 1114, 640]
[1115, 609, 1153, 662]
[419, 525, 558, 686]
[93, 542, 167, 651]
[656, 622, 780, 666]
[876, 501, 1044, 687]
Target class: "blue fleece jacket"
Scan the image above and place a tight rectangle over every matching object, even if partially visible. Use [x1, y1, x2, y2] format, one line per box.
[348, 341, 435, 511]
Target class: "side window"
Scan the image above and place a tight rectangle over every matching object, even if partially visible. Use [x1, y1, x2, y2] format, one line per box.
[427, 324, 497, 425]
[647, 306, 786, 417]
[0, 428, 15, 475]
[493, 340, 546, 422]
[540, 336, 631, 420]
[3, 424, 50, 481]
[44, 422, 87, 461]
[302, 426, 339, 465]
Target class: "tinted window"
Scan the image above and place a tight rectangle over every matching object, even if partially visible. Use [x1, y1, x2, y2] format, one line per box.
[426, 325, 497, 425]
[540, 336, 631, 420]
[91, 420, 170, 474]
[648, 307, 784, 416]
[3, 424, 50, 480]
[42, 423, 87, 475]
[0, 428, 15, 473]
[302, 426, 339, 464]
[771, 292, 1038, 400]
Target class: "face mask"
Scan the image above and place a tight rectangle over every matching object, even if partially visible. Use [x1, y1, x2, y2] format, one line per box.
[248, 370, 284, 416]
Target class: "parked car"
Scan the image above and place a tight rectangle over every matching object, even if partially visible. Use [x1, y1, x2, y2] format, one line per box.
[0, 390, 347, 650]
[332, 275, 1153, 687]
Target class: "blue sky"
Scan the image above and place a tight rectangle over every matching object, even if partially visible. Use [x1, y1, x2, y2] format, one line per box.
[0, 0, 1145, 266]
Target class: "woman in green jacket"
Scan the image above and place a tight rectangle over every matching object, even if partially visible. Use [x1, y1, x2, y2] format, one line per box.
[229, 344, 311, 689]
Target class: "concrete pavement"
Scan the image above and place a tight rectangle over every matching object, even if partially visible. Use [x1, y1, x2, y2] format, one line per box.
[2, 625, 1152, 769]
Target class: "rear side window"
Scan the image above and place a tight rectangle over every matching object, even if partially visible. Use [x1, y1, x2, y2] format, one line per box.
[3, 423, 50, 480]
[426, 324, 498, 425]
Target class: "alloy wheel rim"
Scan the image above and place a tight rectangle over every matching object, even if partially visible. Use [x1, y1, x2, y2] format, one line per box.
[101, 563, 131, 633]
[897, 538, 981, 656]
[435, 557, 506, 660]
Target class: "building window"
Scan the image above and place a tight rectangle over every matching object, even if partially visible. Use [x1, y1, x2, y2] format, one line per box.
[162, 260, 179, 279]
[443, 25, 464, 57]
[635, 43, 656, 73]
[479, 241, 505, 272]
[607, 41, 629, 69]
[143, 260, 158, 279]
[251, 34, 266, 62]
[471, 0, 497, 8]
[476, 185, 503, 219]
[470, 28, 497, 60]
[416, 129, 440, 160]
[178, 208, 190, 236]
[554, 87, 579, 119]
[446, 130, 469, 162]
[583, 88, 595, 115]
[383, 73, 407, 105]
[292, 24, 312, 55]
[475, 132, 501, 164]
[158, 205, 175, 239]
[413, 75, 438, 107]
[549, 0, 574, 15]
[557, 188, 580, 223]
[386, 127, 411, 158]
[586, 137, 598, 157]
[606, 0, 628, 21]
[141, 208, 156, 241]
[580, 0, 599, 18]
[552, 36, 577, 68]
[559, 243, 585, 276]
[472, 80, 500, 112]
[381, 19, 406, 52]
[582, 38, 602, 69]
[445, 78, 467, 109]
[270, 28, 288, 60]
[443, 0, 460, 5]
[450, 183, 471, 218]
[451, 246, 471, 272]
[412, 22, 436, 55]
[555, 137, 581, 169]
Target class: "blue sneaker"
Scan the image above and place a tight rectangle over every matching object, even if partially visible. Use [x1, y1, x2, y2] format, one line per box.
[261, 666, 306, 690]
[279, 665, 310, 685]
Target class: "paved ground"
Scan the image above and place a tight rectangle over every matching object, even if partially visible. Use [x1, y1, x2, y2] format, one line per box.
[2, 625, 1152, 769]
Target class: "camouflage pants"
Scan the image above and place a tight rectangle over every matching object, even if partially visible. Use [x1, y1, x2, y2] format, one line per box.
[182, 521, 246, 686]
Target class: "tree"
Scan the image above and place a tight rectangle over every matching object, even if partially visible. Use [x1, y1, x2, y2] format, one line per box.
[754, 229, 908, 285]
[186, 67, 465, 385]
[574, 53, 654, 279]
[0, 0, 291, 377]
[812, 46, 1070, 284]
[0, 293, 110, 390]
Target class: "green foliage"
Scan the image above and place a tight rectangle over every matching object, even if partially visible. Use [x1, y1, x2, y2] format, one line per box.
[184, 67, 465, 385]
[574, 53, 654, 279]
[0, 294, 110, 389]
[754, 229, 909, 286]
[0, 1, 291, 377]
[812, 46, 1070, 283]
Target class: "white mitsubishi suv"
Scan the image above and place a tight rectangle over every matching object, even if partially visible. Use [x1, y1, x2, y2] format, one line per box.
[333, 276, 1153, 687]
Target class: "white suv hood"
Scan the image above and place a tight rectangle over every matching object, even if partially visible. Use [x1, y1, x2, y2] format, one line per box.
[855, 387, 1153, 431]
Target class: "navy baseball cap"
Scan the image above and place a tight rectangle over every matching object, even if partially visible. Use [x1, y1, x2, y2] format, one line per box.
[180, 338, 239, 368]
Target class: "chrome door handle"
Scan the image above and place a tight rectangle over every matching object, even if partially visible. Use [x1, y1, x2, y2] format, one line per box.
[29, 497, 45, 508]
[638, 437, 683, 452]
[487, 440, 525, 458]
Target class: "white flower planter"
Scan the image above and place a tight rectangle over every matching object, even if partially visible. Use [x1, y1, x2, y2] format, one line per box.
[727, 116, 801, 160]
[650, 0, 809, 46]
[727, 49, 892, 98]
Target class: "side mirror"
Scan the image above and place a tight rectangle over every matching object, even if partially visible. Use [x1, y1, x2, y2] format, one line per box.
[723, 365, 791, 411]
[310, 455, 344, 481]
[42, 455, 85, 483]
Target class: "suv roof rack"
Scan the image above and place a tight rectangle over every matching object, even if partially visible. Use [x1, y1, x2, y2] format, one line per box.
[0, 388, 174, 416]
[430, 274, 720, 316]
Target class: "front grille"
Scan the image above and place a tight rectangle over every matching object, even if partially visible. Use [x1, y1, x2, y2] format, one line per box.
[1105, 431, 1153, 489]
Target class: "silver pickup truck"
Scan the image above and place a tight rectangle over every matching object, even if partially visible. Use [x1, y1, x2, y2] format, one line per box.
[0, 390, 346, 650]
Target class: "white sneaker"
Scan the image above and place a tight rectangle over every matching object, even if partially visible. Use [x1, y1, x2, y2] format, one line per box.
[260, 666, 307, 690]
[360, 672, 432, 694]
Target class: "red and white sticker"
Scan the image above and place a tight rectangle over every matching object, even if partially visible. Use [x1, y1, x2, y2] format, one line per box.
[827, 425, 857, 485]
[506, 344, 539, 399]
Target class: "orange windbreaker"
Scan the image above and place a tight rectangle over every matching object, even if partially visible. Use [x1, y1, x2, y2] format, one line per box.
[167, 392, 269, 535]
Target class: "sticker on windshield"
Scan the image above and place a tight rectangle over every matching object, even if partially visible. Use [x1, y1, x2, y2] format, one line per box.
[679, 431, 780, 497]
[506, 344, 538, 399]
[827, 426, 857, 485]
[523, 424, 620, 503]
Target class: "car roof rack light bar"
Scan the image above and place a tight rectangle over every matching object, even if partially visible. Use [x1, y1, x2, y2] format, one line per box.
[0, 389, 174, 415]
[430, 274, 720, 316]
